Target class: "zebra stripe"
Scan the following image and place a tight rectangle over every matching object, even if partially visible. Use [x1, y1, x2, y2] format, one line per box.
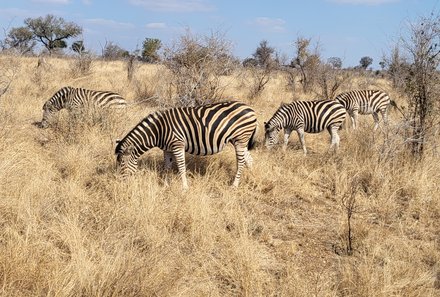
[40, 86, 127, 128]
[115, 101, 257, 189]
[264, 100, 346, 154]
[335, 90, 392, 130]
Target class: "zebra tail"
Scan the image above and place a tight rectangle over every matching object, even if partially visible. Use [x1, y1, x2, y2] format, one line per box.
[389, 99, 406, 118]
[247, 126, 258, 150]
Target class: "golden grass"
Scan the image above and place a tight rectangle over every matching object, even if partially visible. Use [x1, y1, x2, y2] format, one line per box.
[0, 55, 439, 296]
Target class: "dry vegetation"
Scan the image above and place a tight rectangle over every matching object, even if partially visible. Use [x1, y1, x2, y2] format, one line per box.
[0, 55, 439, 296]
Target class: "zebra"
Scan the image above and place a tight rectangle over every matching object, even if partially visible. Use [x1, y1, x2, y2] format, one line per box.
[40, 86, 127, 128]
[115, 101, 258, 189]
[335, 90, 396, 130]
[264, 100, 346, 154]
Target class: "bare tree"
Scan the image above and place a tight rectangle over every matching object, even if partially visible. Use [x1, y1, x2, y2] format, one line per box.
[291, 37, 321, 93]
[400, 13, 440, 157]
[246, 40, 278, 98]
[162, 29, 236, 106]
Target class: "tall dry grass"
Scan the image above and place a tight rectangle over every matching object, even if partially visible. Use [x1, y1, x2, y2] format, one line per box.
[0, 55, 439, 296]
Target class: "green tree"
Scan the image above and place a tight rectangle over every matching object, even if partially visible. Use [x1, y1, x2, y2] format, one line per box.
[71, 40, 85, 54]
[359, 56, 373, 69]
[141, 38, 161, 62]
[24, 14, 82, 54]
[3, 26, 36, 54]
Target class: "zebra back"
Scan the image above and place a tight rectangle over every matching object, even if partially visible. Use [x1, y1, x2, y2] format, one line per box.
[335, 90, 390, 114]
[266, 100, 346, 134]
[72, 87, 127, 109]
[115, 101, 257, 158]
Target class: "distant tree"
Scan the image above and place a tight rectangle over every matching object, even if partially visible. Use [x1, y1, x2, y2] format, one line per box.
[102, 41, 129, 60]
[141, 38, 161, 62]
[242, 57, 258, 67]
[71, 40, 85, 54]
[327, 56, 342, 69]
[3, 26, 36, 54]
[253, 40, 276, 67]
[291, 37, 321, 93]
[359, 56, 373, 69]
[24, 14, 82, 55]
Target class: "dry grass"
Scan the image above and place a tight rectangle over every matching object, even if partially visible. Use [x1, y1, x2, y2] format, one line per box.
[0, 55, 439, 296]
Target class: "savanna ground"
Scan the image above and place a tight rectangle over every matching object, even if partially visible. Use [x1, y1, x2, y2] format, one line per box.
[0, 55, 439, 296]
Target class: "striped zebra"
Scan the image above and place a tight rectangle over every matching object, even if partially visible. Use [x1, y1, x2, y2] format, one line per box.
[115, 101, 257, 189]
[40, 86, 127, 128]
[264, 100, 346, 154]
[335, 90, 395, 130]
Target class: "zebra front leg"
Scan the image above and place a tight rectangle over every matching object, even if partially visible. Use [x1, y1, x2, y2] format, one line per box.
[232, 142, 247, 187]
[283, 128, 292, 151]
[328, 126, 340, 152]
[296, 128, 307, 155]
[172, 146, 188, 190]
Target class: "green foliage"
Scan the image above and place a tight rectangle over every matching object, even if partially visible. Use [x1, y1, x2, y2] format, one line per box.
[141, 38, 161, 62]
[359, 56, 373, 69]
[71, 40, 85, 54]
[23, 14, 82, 54]
[3, 26, 36, 54]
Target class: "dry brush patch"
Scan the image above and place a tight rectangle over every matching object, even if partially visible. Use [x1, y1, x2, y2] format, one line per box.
[0, 55, 439, 296]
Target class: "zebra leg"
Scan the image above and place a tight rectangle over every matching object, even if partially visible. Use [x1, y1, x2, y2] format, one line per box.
[244, 149, 253, 169]
[381, 108, 389, 127]
[328, 126, 340, 151]
[232, 142, 247, 187]
[163, 151, 174, 170]
[372, 112, 380, 130]
[296, 128, 307, 155]
[283, 128, 292, 150]
[172, 146, 188, 190]
[351, 110, 358, 130]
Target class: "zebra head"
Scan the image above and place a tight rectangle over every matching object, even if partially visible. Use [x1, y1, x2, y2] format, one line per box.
[115, 140, 139, 177]
[40, 86, 73, 128]
[264, 121, 281, 149]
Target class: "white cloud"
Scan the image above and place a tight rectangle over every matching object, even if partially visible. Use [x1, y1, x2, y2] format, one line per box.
[85, 18, 135, 30]
[328, 0, 399, 4]
[146, 22, 167, 29]
[31, 0, 71, 4]
[251, 17, 286, 32]
[82, 0, 92, 5]
[129, 0, 214, 12]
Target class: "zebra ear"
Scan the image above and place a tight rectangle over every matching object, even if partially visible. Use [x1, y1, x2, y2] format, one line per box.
[115, 139, 121, 144]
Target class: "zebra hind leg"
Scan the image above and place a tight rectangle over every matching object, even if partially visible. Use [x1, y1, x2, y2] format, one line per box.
[372, 112, 380, 130]
[328, 126, 340, 152]
[172, 146, 189, 190]
[244, 149, 253, 169]
[232, 142, 248, 187]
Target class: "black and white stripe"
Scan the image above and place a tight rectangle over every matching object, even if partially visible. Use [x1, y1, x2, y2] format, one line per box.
[40, 86, 127, 128]
[264, 100, 346, 154]
[115, 101, 257, 189]
[335, 90, 393, 130]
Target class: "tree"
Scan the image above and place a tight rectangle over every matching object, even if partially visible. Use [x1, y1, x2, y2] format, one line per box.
[141, 38, 161, 62]
[400, 13, 440, 157]
[71, 40, 85, 54]
[253, 40, 275, 67]
[3, 26, 36, 54]
[359, 56, 373, 69]
[327, 56, 342, 69]
[291, 37, 321, 93]
[102, 41, 129, 60]
[24, 14, 82, 54]
[163, 29, 236, 106]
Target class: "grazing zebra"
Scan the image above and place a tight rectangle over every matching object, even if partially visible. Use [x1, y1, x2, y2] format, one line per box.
[40, 86, 127, 128]
[115, 101, 257, 189]
[264, 100, 346, 154]
[335, 90, 395, 130]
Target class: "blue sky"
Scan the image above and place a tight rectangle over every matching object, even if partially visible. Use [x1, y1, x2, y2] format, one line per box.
[0, 0, 437, 68]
